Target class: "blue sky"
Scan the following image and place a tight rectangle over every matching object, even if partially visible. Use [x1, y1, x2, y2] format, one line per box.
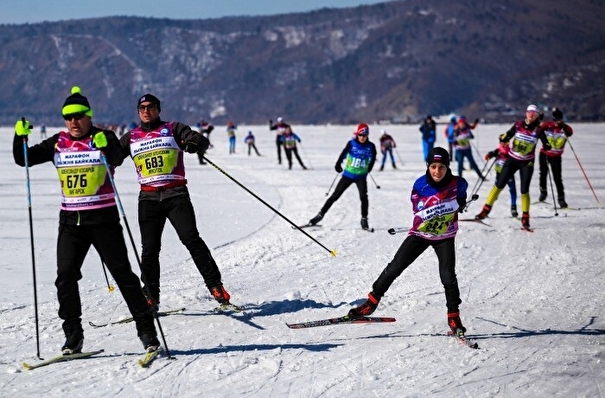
[0, 0, 390, 25]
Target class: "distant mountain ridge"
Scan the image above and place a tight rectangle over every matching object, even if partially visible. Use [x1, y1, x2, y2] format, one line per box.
[1, 0, 604, 126]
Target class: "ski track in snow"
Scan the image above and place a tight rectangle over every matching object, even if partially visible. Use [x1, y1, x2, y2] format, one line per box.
[0, 124, 604, 397]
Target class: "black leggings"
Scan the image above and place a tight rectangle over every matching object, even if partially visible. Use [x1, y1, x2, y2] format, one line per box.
[371, 236, 462, 312]
[321, 176, 368, 218]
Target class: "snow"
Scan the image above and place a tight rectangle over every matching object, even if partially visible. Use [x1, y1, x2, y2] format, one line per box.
[0, 123, 604, 397]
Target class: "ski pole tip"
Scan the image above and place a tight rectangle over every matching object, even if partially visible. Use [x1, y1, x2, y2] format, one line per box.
[330, 250, 337, 257]
[387, 228, 395, 235]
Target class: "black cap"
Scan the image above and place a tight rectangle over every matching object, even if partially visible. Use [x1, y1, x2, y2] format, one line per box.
[427, 147, 450, 167]
[137, 93, 161, 112]
[552, 107, 563, 121]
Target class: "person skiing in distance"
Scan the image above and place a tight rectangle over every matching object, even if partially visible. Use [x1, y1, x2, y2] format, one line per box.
[378, 129, 397, 171]
[13, 86, 159, 355]
[444, 116, 457, 161]
[308, 123, 377, 230]
[484, 141, 518, 217]
[419, 115, 436, 162]
[348, 147, 470, 336]
[119, 93, 234, 310]
[197, 119, 214, 164]
[281, 126, 307, 169]
[244, 130, 262, 156]
[475, 104, 551, 229]
[269, 116, 289, 165]
[454, 115, 483, 180]
[227, 120, 237, 154]
[537, 107, 573, 208]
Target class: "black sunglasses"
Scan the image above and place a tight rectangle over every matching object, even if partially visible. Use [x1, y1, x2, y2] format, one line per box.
[63, 112, 86, 121]
[138, 104, 157, 112]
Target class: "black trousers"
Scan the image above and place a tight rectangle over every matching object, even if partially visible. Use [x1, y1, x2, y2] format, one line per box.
[285, 147, 305, 168]
[321, 176, 368, 218]
[538, 153, 564, 199]
[371, 236, 462, 312]
[138, 194, 223, 301]
[276, 136, 283, 163]
[496, 157, 534, 194]
[56, 222, 154, 337]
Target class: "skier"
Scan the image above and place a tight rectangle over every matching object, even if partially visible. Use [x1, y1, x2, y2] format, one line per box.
[244, 131, 262, 156]
[538, 107, 573, 208]
[485, 141, 518, 217]
[307, 123, 377, 230]
[119, 93, 234, 310]
[378, 129, 397, 171]
[227, 120, 237, 154]
[269, 117, 289, 165]
[454, 115, 483, 179]
[475, 104, 550, 229]
[348, 147, 470, 336]
[13, 86, 159, 355]
[281, 126, 307, 169]
[419, 115, 436, 162]
[197, 119, 214, 164]
[444, 116, 456, 161]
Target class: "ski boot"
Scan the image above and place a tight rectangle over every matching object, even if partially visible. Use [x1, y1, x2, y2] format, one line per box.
[210, 285, 231, 304]
[538, 189, 548, 202]
[309, 212, 324, 226]
[521, 212, 530, 229]
[361, 217, 369, 230]
[348, 292, 380, 318]
[510, 205, 518, 218]
[475, 204, 492, 220]
[447, 311, 467, 336]
[140, 333, 160, 353]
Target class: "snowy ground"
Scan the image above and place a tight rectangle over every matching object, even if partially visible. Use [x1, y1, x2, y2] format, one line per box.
[0, 122, 603, 397]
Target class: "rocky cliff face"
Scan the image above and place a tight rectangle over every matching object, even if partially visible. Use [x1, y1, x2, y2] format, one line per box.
[1, 0, 603, 126]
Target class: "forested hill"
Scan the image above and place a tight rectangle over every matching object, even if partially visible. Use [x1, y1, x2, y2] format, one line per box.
[1, 0, 603, 126]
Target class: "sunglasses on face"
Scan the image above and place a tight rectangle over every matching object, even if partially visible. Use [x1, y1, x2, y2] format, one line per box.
[138, 103, 157, 112]
[63, 112, 86, 121]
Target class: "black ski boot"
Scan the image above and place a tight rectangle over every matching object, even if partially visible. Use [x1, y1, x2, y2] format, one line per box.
[361, 217, 369, 230]
[309, 212, 324, 226]
[61, 320, 84, 355]
[538, 189, 548, 202]
[510, 205, 518, 218]
[140, 333, 160, 352]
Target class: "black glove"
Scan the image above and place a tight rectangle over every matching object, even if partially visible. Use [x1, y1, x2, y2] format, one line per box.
[457, 197, 467, 213]
[335, 164, 343, 173]
[543, 142, 552, 151]
[474, 118, 479, 125]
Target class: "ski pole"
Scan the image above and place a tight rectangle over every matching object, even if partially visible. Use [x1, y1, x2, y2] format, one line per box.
[470, 158, 495, 198]
[325, 173, 338, 196]
[21, 117, 42, 360]
[394, 147, 404, 166]
[567, 139, 602, 206]
[203, 156, 337, 256]
[100, 154, 174, 359]
[298, 142, 313, 170]
[471, 141, 485, 166]
[462, 194, 480, 212]
[369, 173, 381, 189]
[546, 162, 559, 217]
[99, 258, 115, 292]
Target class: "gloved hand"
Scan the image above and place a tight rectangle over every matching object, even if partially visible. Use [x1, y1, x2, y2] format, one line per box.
[334, 164, 343, 173]
[543, 142, 552, 151]
[474, 118, 479, 125]
[457, 197, 467, 213]
[484, 150, 496, 161]
[92, 132, 108, 149]
[15, 119, 32, 136]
